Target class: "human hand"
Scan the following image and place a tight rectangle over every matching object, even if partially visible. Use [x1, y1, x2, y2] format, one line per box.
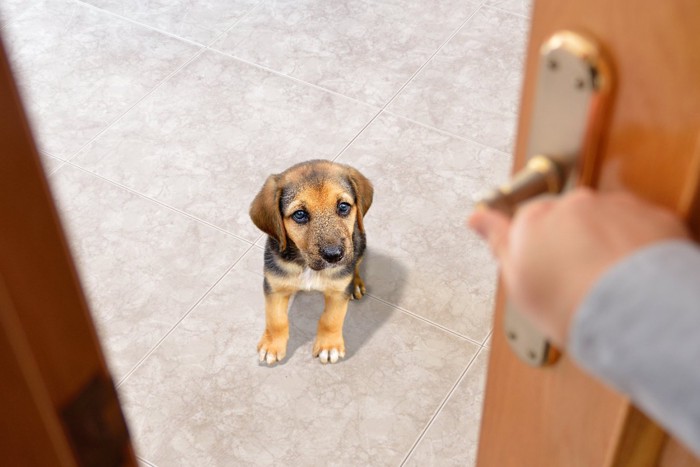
[468, 188, 689, 346]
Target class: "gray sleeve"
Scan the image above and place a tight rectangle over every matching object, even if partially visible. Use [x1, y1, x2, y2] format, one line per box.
[569, 240, 700, 458]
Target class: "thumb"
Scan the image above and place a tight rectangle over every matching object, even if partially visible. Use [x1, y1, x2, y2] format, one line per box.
[468, 207, 511, 262]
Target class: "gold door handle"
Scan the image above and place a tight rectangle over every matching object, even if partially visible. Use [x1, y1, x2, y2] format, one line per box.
[479, 31, 613, 367]
[476, 154, 568, 367]
[478, 154, 567, 216]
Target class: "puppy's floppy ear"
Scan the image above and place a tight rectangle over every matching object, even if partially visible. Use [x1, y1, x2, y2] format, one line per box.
[250, 175, 287, 251]
[346, 167, 373, 233]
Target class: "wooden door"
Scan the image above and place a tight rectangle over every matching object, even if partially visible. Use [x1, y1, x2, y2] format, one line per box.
[0, 36, 137, 466]
[477, 0, 700, 466]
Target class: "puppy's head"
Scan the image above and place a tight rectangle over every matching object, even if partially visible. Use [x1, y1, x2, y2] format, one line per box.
[250, 160, 373, 270]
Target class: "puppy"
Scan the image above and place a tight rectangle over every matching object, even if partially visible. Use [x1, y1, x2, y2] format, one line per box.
[250, 160, 373, 365]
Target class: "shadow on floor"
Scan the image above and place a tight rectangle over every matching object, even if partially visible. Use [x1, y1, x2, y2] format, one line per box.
[272, 248, 407, 365]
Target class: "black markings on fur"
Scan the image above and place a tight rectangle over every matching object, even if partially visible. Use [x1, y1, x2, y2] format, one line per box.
[265, 236, 304, 269]
[280, 186, 298, 214]
[353, 225, 366, 260]
[345, 280, 356, 297]
[336, 176, 353, 195]
[264, 247, 287, 277]
[346, 177, 357, 204]
[333, 262, 355, 279]
[263, 277, 272, 295]
[333, 223, 366, 287]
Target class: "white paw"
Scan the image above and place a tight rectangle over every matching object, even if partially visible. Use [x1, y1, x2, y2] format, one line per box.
[317, 348, 345, 364]
[258, 347, 284, 366]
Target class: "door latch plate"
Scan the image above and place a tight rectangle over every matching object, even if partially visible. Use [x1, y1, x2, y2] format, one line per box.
[503, 30, 613, 367]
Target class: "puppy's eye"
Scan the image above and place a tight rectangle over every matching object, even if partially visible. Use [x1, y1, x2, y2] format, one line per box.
[291, 210, 309, 224]
[337, 202, 351, 216]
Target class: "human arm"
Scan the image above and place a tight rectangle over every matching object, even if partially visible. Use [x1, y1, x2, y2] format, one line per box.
[468, 189, 700, 456]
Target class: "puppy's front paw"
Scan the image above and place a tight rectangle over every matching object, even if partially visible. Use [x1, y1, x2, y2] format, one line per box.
[313, 334, 345, 364]
[351, 274, 366, 300]
[257, 333, 288, 366]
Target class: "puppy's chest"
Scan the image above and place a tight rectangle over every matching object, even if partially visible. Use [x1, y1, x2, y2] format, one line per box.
[297, 268, 326, 291]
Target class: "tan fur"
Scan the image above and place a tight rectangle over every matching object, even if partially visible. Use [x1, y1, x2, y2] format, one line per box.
[257, 292, 291, 362]
[352, 257, 366, 299]
[313, 291, 349, 358]
[250, 160, 373, 365]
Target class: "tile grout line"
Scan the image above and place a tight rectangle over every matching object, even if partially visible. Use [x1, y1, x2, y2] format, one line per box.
[381, 109, 515, 157]
[201, 2, 382, 116]
[47, 161, 67, 176]
[201, 1, 265, 48]
[333, 1, 487, 163]
[58, 0, 385, 223]
[73, 0, 206, 48]
[67, 0, 495, 127]
[482, 329, 493, 346]
[330, 107, 384, 162]
[399, 348, 483, 466]
[63, 0, 514, 177]
[48, 3, 274, 243]
[61, 161, 255, 244]
[61, 47, 207, 163]
[40, 149, 61, 159]
[479, 3, 531, 19]
[198, 2, 511, 166]
[366, 292, 484, 347]
[116, 242, 257, 388]
[205, 48, 381, 113]
[41, 152, 68, 175]
[381, 1, 486, 111]
[62, 0, 265, 164]
[136, 456, 157, 467]
[74, 0, 268, 50]
[180, 1, 492, 170]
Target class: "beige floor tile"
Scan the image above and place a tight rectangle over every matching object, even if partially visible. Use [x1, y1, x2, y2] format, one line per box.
[0, 0, 31, 28]
[405, 348, 489, 467]
[50, 164, 249, 380]
[212, 0, 480, 106]
[388, 7, 528, 152]
[254, 235, 267, 248]
[81, 0, 260, 45]
[338, 113, 510, 341]
[119, 266, 478, 466]
[234, 245, 264, 278]
[2, 0, 200, 158]
[73, 50, 377, 240]
[485, 0, 532, 17]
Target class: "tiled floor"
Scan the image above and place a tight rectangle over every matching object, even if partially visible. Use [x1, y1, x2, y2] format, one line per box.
[1, 0, 528, 465]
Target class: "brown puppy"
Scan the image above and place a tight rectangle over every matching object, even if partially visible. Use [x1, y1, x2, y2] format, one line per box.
[250, 160, 373, 365]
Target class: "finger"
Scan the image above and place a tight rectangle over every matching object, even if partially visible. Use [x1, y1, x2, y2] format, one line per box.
[514, 196, 557, 226]
[468, 207, 512, 261]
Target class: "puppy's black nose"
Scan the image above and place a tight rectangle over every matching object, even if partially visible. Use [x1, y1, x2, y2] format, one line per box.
[320, 245, 344, 263]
